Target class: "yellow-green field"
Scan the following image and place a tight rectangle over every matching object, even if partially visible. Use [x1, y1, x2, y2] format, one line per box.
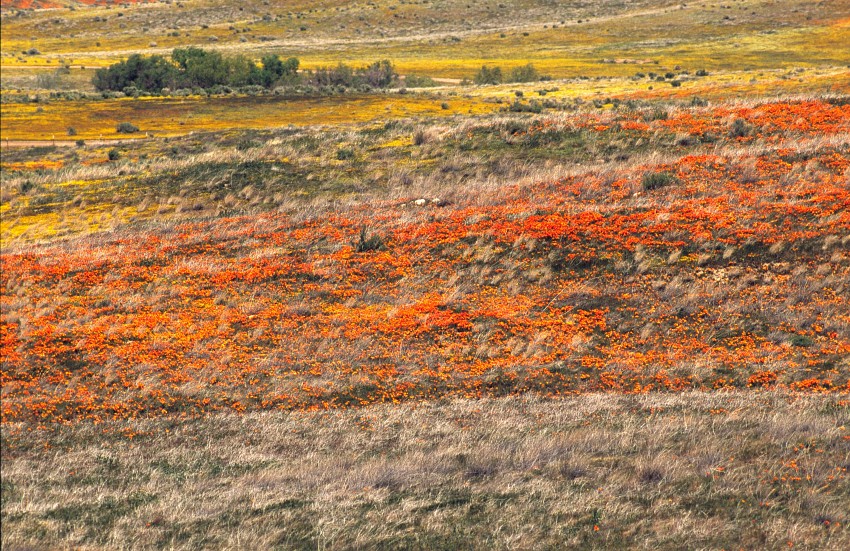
[2, 0, 848, 143]
[2, 67, 848, 142]
[0, 94, 493, 141]
[2, 0, 849, 80]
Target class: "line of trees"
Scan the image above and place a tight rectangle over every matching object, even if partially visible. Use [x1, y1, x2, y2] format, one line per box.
[93, 48, 399, 95]
[473, 63, 550, 85]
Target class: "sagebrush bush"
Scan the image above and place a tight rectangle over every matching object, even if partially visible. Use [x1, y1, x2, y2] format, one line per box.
[642, 171, 677, 190]
[404, 75, 437, 88]
[509, 63, 540, 83]
[336, 148, 355, 160]
[474, 66, 502, 85]
[354, 227, 385, 252]
[729, 118, 752, 138]
[116, 122, 139, 134]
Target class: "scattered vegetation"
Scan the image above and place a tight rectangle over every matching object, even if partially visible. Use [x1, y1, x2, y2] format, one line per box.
[474, 63, 548, 85]
[1, 2, 849, 549]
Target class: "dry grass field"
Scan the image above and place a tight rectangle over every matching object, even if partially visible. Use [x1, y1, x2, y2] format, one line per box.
[2, 393, 849, 550]
[1, 0, 849, 549]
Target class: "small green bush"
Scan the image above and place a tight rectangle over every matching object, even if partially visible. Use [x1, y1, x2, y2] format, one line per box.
[789, 334, 814, 347]
[507, 100, 542, 113]
[116, 122, 139, 133]
[474, 66, 502, 85]
[404, 74, 437, 87]
[108, 148, 120, 161]
[413, 129, 429, 146]
[641, 171, 677, 191]
[354, 228, 385, 252]
[336, 148, 355, 160]
[509, 63, 540, 83]
[729, 118, 752, 138]
[66, 127, 77, 136]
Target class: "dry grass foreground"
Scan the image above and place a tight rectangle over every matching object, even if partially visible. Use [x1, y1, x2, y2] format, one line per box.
[1, 392, 848, 550]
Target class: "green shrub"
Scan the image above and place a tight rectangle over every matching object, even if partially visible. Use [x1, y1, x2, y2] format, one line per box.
[509, 63, 540, 83]
[66, 127, 77, 136]
[116, 122, 139, 133]
[108, 148, 120, 161]
[235, 140, 261, 151]
[354, 227, 385, 252]
[507, 100, 543, 113]
[641, 171, 677, 191]
[93, 49, 302, 94]
[474, 66, 502, 85]
[729, 118, 752, 138]
[336, 148, 355, 160]
[306, 60, 397, 89]
[789, 334, 814, 347]
[404, 74, 437, 87]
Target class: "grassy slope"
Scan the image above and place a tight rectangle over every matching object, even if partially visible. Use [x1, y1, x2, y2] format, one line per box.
[2, 393, 848, 550]
[1, 98, 849, 424]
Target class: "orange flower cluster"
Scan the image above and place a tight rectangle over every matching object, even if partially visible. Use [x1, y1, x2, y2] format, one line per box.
[658, 100, 850, 142]
[2, 100, 849, 425]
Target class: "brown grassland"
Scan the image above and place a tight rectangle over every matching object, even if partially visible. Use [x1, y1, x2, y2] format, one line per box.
[2, 393, 848, 550]
[1, 0, 850, 549]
